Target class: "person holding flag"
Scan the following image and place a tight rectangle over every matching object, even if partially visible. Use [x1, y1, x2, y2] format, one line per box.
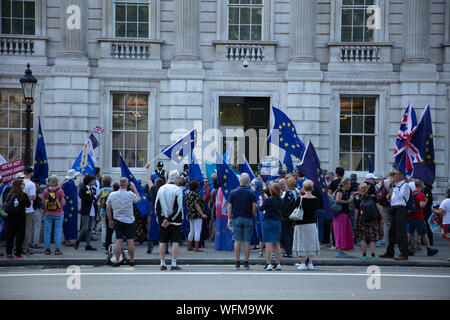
[62, 169, 80, 247]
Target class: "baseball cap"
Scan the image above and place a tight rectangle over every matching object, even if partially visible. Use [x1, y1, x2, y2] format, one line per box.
[366, 173, 378, 180]
[15, 172, 25, 179]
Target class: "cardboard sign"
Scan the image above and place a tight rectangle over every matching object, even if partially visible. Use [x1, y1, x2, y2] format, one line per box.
[0, 159, 25, 183]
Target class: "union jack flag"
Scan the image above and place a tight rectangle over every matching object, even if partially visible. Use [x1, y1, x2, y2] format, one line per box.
[393, 103, 422, 177]
[92, 126, 104, 134]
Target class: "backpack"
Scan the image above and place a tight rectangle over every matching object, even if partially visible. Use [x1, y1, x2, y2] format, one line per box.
[99, 188, 113, 210]
[404, 186, 417, 216]
[3, 192, 21, 216]
[376, 184, 390, 207]
[360, 198, 379, 223]
[330, 189, 342, 216]
[281, 191, 298, 220]
[45, 188, 61, 211]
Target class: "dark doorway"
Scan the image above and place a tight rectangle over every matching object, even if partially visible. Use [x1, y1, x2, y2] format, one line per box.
[219, 96, 270, 171]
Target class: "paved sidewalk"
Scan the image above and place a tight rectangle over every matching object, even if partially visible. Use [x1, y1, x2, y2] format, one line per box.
[1, 234, 449, 268]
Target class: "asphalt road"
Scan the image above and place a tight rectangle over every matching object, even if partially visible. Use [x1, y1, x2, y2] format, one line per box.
[0, 265, 449, 300]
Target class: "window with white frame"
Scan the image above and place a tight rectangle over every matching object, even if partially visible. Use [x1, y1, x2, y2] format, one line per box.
[0, 89, 34, 162]
[228, 0, 262, 41]
[112, 93, 149, 168]
[341, 0, 374, 42]
[114, 0, 149, 38]
[1, 0, 35, 35]
[339, 96, 376, 171]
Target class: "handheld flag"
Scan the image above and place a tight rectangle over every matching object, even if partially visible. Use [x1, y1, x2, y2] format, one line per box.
[62, 179, 78, 240]
[239, 154, 255, 181]
[161, 129, 197, 164]
[33, 117, 49, 184]
[283, 151, 294, 174]
[368, 155, 374, 174]
[88, 133, 100, 150]
[216, 152, 239, 201]
[92, 126, 104, 134]
[224, 142, 233, 163]
[267, 106, 306, 160]
[393, 103, 420, 177]
[411, 105, 435, 186]
[214, 187, 234, 251]
[72, 144, 96, 176]
[187, 150, 204, 194]
[120, 155, 150, 217]
[297, 140, 332, 219]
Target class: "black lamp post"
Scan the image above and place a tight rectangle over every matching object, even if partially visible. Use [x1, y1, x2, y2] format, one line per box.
[20, 63, 37, 167]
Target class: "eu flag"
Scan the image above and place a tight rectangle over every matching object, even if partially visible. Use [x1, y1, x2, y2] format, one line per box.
[267, 106, 306, 160]
[239, 154, 255, 181]
[368, 155, 374, 173]
[297, 140, 332, 220]
[62, 179, 78, 240]
[120, 155, 150, 217]
[411, 105, 435, 186]
[214, 187, 234, 251]
[187, 150, 204, 194]
[33, 117, 48, 184]
[161, 129, 197, 164]
[216, 152, 239, 201]
[72, 148, 96, 176]
[283, 152, 294, 174]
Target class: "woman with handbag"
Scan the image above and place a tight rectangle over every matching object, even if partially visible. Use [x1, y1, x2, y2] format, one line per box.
[334, 179, 355, 258]
[259, 182, 284, 271]
[292, 180, 321, 270]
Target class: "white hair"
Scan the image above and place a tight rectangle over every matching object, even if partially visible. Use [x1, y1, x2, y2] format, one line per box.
[239, 173, 250, 186]
[168, 170, 179, 183]
[48, 175, 59, 187]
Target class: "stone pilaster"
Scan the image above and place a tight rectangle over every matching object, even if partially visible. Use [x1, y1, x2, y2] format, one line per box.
[173, 0, 200, 62]
[59, 0, 87, 58]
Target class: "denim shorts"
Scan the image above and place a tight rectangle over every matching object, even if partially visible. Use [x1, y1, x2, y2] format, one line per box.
[232, 216, 253, 242]
[407, 219, 427, 236]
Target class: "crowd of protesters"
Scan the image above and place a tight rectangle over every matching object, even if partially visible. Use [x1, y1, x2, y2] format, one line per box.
[0, 162, 449, 271]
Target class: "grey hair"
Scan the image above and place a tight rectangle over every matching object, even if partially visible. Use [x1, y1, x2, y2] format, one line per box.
[239, 173, 250, 186]
[119, 177, 128, 187]
[168, 170, 179, 183]
[48, 175, 59, 187]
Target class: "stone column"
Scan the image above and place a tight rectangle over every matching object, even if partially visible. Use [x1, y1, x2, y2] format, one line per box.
[403, 0, 429, 63]
[289, 0, 316, 63]
[60, 0, 87, 58]
[173, 0, 200, 61]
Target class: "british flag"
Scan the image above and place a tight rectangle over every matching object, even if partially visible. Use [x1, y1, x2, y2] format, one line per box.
[393, 103, 422, 177]
[92, 126, 104, 134]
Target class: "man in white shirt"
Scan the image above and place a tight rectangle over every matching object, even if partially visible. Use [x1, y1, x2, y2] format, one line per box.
[380, 169, 410, 260]
[23, 167, 36, 254]
[155, 170, 184, 271]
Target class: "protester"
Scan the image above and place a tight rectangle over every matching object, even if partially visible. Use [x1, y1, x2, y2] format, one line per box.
[208, 174, 220, 242]
[98, 175, 113, 250]
[22, 167, 36, 255]
[364, 173, 378, 200]
[293, 180, 321, 270]
[62, 169, 80, 246]
[278, 179, 287, 197]
[259, 182, 284, 271]
[252, 179, 265, 257]
[380, 170, 410, 260]
[334, 178, 354, 257]
[354, 183, 383, 259]
[185, 180, 208, 252]
[228, 173, 257, 270]
[93, 167, 102, 233]
[422, 183, 434, 246]
[407, 180, 438, 256]
[155, 170, 184, 271]
[312, 184, 326, 243]
[433, 187, 450, 261]
[325, 172, 334, 187]
[328, 167, 344, 194]
[133, 179, 148, 244]
[106, 177, 141, 267]
[43, 175, 66, 255]
[280, 177, 299, 258]
[146, 177, 165, 254]
[105, 182, 120, 252]
[200, 177, 211, 248]
[31, 179, 44, 249]
[75, 174, 97, 251]
[181, 164, 189, 178]
[376, 171, 393, 247]
[4, 179, 31, 258]
[350, 174, 359, 193]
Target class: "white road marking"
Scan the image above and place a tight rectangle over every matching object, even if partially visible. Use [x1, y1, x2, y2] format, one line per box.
[0, 271, 449, 278]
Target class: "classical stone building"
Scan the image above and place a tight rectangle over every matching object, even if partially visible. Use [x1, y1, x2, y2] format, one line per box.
[0, 0, 449, 197]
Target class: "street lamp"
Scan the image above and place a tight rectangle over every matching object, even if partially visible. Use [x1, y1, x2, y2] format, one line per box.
[20, 63, 37, 167]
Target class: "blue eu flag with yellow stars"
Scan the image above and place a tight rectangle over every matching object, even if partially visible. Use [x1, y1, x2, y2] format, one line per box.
[161, 129, 197, 164]
[411, 105, 435, 186]
[297, 140, 332, 220]
[62, 179, 78, 240]
[187, 149, 204, 195]
[33, 117, 48, 184]
[72, 147, 96, 176]
[216, 152, 239, 201]
[120, 155, 150, 217]
[267, 106, 306, 160]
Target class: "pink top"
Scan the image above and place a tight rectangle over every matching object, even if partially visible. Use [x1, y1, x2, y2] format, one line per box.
[43, 187, 65, 216]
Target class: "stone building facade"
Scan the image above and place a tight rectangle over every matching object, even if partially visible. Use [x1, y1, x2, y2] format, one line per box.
[0, 0, 449, 198]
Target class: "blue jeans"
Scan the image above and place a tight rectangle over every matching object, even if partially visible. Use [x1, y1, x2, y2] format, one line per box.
[315, 209, 326, 243]
[44, 215, 64, 250]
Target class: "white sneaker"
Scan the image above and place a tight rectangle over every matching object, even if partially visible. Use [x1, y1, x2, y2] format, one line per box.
[297, 264, 307, 270]
[307, 263, 314, 270]
[264, 263, 273, 271]
[275, 264, 282, 271]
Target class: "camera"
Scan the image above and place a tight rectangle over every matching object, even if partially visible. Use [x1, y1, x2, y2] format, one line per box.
[243, 59, 249, 68]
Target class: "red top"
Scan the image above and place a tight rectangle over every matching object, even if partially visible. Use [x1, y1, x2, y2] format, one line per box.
[43, 187, 65, 216]
[409, 190, 426, 221]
